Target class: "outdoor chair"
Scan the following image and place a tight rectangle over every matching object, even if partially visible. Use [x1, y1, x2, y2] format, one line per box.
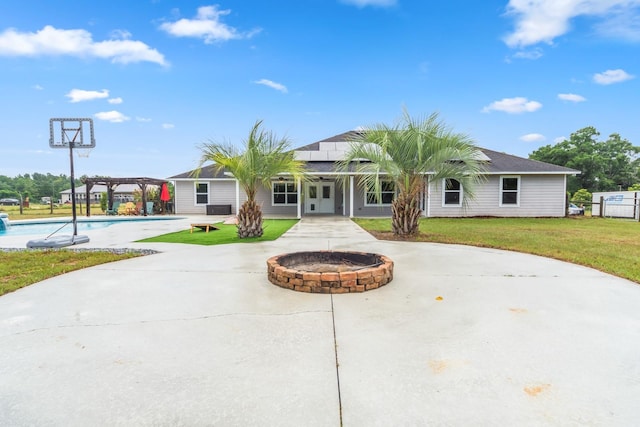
[106, 202, 120, 215]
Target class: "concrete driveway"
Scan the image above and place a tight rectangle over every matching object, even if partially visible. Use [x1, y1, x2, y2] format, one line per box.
[1, 216, 639, 426]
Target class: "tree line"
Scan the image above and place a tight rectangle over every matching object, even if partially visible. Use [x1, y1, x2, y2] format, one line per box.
[0, 173, 85, 203]
[529, 126, 640, 195]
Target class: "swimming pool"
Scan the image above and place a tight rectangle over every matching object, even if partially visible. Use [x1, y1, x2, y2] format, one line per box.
[0, 217, 182, 237]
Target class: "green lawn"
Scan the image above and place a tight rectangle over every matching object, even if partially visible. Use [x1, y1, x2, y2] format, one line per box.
[0, 204, 101, 220]
[0, 250, 141, 296]
[355, 216, 640, 284]
[137, 219, 298, 245]
[0, 219, 297, 297]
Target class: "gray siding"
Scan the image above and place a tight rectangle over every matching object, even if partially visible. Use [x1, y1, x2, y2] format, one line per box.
[174, 179, 241, 215]
[256, 186, 297, 217]
[351, 180, 392, 217]
[428, 175, 566, 217]
[174, 180, 203, 214]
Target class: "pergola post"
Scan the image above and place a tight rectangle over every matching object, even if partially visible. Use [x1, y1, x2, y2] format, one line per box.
[85, 182, 93, 217]
[139, 183, 148, 216]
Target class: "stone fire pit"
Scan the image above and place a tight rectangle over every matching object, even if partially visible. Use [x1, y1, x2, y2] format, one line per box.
[267, 250, 394, 293]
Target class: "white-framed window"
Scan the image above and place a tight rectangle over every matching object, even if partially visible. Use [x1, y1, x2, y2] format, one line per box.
[195, 182, 208, 205]
[365, 179, 395, 206]
[443, 178, 462, 207]
[272, 181, 297, 205]
[500, 176, 520, 206]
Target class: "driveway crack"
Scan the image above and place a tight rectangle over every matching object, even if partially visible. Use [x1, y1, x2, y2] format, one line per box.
[330, 294, 343, 426]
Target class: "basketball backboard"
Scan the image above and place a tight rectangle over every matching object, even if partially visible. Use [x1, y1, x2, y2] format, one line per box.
[49, 118, 96, 149]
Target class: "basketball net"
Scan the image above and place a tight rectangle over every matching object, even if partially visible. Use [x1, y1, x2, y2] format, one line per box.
[76, 147, 93, 158]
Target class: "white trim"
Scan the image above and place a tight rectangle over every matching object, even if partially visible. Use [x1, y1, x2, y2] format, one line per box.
[194, 182, 209, 206]
[235, 180, 240, 214]
[363, 179, 395, 207]
[499, 175, 520, 207]
[426, 178, 431, 217]
[442, 178, 463, 207]
[271, 180, 298, 206]
[349, 176, 354, 218]
[297, 178, 301, 219]
[342, 180, 346, 216]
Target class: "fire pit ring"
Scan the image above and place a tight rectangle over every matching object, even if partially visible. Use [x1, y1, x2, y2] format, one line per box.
[267, 250, 394, 293]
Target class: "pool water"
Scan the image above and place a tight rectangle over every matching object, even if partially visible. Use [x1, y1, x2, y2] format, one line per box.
[0, 218, 181, 237]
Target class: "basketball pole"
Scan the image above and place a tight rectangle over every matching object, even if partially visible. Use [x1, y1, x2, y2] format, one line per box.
[69, 137, 78, 237]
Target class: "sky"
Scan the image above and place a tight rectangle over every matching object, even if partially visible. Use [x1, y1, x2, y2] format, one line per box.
[1, 0, 639, 179]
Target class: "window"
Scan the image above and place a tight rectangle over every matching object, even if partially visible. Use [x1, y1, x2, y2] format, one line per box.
[273, 182, 297, 205]
[195, 182, 208, 205]
[365, 180, 395, 206]
[443, 178, 462, 206]
[500, 176, 520, 206]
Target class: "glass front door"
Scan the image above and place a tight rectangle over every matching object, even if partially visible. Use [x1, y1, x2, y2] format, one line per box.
[305, 182, 334, 214]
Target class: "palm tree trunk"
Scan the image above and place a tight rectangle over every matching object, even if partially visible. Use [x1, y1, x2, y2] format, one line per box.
[391, 191, 421, 236]
[237, 199, 263, 238]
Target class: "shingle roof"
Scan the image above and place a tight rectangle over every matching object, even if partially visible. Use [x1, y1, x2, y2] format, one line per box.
[295, 133, 579, 175]
[168, 164, 227, 179]
[169, 132, 580, 178]
[479, 148, 579, 174]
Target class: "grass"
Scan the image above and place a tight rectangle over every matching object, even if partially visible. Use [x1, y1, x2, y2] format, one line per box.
[0, 204, 101, 220]
[354, 216, 640, 284]
[0, 250, 141, 297]
[0, 218, 297, 297]
[137, 219, 299, 245]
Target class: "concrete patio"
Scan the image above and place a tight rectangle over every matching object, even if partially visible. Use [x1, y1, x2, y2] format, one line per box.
[1, 216, 639, 426]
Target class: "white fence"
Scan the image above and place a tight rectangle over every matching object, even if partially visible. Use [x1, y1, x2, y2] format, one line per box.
[591, 191, 639, 220]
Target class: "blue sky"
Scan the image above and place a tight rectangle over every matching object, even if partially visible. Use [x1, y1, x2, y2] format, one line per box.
[1, 0, 639, 179]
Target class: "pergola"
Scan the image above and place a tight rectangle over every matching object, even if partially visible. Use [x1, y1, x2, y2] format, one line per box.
[83, 177, 168, 217]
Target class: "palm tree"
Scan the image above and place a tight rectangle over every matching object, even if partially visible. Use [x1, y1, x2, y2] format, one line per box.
[338, 110, 485, 236]
[197, 120, 306, 238]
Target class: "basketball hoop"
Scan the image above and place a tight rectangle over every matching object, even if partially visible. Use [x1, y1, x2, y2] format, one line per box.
[48, 118, 96, 238]
[76, 147, 92, 158]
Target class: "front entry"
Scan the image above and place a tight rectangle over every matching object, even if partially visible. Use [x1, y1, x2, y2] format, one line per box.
[305, 182, 335, 214]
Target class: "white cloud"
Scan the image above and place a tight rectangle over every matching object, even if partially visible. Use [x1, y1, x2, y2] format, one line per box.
[159, 5, 261, 43]
[512, 48, 543, 60]
[593, 69, 635, 84]
[558, 93, 586, 102]
[110, 29, 132, 40]
[66, 88, 109, 103]
[108, 97, 123, 104]
[340, 0, 397, 7]
[554, 136, 567, 143]
[503, 0, 640, 48]
[520, 133, 546, 142]
[482, 97, 542, 114]
[33, 84, 43, 90]
[0, 25, 167, 66]
[162, 123, 175, 129]
[253, 79, 288, 93]
[136, 117, 152, 122]
[594, 8, 640, 41]
[94, 111, 130, 123]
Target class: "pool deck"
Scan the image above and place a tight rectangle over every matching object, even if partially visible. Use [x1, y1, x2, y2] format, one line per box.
[1, 215, 640, 426]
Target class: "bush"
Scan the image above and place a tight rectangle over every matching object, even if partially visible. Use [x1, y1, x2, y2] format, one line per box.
[572, 188, 592, 205]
